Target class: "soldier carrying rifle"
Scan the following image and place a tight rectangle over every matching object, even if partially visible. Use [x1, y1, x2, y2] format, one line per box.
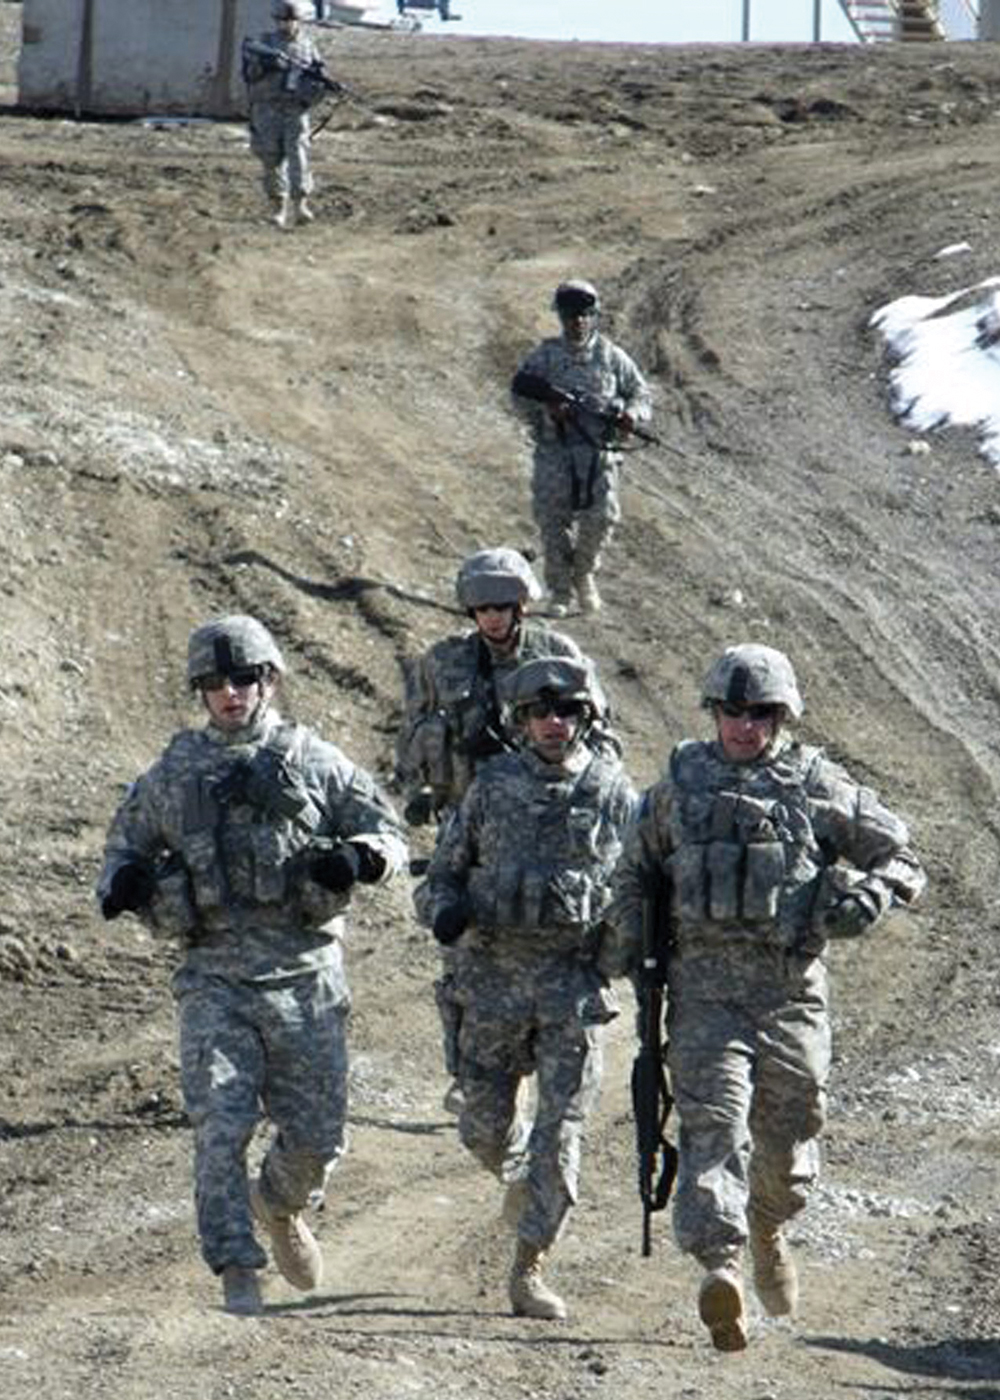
[604, 644, 925, 1351]
[242, 0, 340, 228]
[512, 280, 653, 618]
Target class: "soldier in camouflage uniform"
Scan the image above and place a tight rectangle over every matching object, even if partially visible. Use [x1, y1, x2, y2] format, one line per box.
[511, 280, 652, 617]
[395, 547, 606, 1113]
[414, 658, 637, 1320]
[242, 0, 328, 228]
[97, 615, 407, 1316]
[604, 644, 925, 1351]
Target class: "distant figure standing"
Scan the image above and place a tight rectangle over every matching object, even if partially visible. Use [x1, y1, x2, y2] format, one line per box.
[242, 0, 330, 229]
[512, 280, 652, 617]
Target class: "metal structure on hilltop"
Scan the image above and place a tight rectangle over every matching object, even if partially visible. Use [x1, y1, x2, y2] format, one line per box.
[740, 0, 985, 41]
[838, 0, 978, 41]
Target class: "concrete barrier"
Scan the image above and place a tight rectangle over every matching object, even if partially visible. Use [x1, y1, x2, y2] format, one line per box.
[18, 0, 275, 118]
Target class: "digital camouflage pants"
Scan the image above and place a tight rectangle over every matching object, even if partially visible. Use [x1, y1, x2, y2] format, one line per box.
[531, 444, 621, 600]
[249, 102, 314, 200]
[176, 966, 348, 1274]
[455, 954, 605, 1251]
[666, 950, 831, 1269]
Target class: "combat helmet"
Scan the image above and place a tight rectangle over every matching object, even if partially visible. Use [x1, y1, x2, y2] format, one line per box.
[553, 279, 601, 318]
[455, 548, 542, 612]
[501, 656, 596, 723]
[701, 644, 803, 720]
[187, 614, 285, 688]
[271, 0, 309, 19]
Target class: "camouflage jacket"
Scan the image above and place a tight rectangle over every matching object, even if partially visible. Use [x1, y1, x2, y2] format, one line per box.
[604, 737, 925, 977]
[243, 28, 321, 109]
[415, 743, 638, 962]
[513, 331, 652, 453]
[98, 708, 407, 983]
[394, 619, 585, 812]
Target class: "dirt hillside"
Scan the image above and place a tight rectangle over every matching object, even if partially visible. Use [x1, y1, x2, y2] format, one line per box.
[3, 8, 1000, 1397]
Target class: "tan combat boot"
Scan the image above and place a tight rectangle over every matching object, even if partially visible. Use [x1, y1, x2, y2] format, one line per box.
[698, 1263, 747, 1352]
[575, 573, 602, 615]
[508, 1239, 567, 1320]
[250, 1178, 323, 1292]
[221, 1264, 263, 1316]
[269, 194, 289, 229]
[293, 196, 315, 225]
[749, 1217, 798, 1317]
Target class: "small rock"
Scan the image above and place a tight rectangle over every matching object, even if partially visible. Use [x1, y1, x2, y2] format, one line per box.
[0, 935, 33, 979]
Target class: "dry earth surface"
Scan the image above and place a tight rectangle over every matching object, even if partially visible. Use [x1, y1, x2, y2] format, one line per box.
[3, 5, 1000, 1397]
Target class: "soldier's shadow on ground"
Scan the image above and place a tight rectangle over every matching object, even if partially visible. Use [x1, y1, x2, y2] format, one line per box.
[805, 1333, 1000, 1392]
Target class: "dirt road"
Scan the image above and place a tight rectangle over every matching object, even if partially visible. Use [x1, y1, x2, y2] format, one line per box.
[2, 9, 1000, 1397]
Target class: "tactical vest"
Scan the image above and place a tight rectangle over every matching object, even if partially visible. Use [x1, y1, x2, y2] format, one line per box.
[408, 623, 578, 807]
[466, 752, 626, 937]
[146, 723, 347, 939]
[665, 740, 826, 943]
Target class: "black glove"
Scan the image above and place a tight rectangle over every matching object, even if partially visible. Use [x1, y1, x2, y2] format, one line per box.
[353, 844, 387, 885]
[433, 901, 470, 947]
[404, 790, 436, 828]
[310, 843, 386, 893]
[101, 862, 156, 921]
[821, 892, 878, 939]
[310, 844, 359, 894]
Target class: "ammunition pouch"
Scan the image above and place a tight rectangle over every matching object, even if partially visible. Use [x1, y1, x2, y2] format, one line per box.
[409, 713, 456, 800]
[144, 855, 199, 942]
[467, 861, 598, 933]
[214, 747, 320, 830]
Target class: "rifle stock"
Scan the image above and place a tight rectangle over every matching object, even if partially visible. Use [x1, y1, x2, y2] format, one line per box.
[631, 863, 678, 1257]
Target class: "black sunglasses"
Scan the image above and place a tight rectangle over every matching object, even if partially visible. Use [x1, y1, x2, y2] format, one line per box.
[718, 702, 778, 721]
[525, 697, 586, 721]
[199, 666, 264, 693]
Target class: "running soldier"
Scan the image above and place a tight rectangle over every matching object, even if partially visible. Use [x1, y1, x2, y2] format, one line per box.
[415, 658, 637, 1320]
[604, 643, 925, 1350]
[512, 279, 653, 616]
[97, 614, 407, 1316]
[395, 547, 610, 1113]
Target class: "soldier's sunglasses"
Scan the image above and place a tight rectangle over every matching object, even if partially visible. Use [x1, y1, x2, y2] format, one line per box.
[199, 667, 264, 693]
[525, 698, 586, 721]
[718, 702, 778, 722]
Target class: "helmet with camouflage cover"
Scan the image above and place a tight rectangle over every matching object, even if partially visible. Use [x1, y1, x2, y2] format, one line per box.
[501, 656, 596, 720]
[701, 643, 803, 720]
[455, 548, 542, 612]
[552, 279, 601, 317]
[187, 614, 285, 688]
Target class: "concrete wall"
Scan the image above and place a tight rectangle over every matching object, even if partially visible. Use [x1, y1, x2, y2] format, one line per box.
[18, 0, 275, 118]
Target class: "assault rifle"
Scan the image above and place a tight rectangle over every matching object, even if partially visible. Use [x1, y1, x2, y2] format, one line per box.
[630, 862, 678, 1257]
[512, 369, 662, 449]
[241, 39, 353, 102]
